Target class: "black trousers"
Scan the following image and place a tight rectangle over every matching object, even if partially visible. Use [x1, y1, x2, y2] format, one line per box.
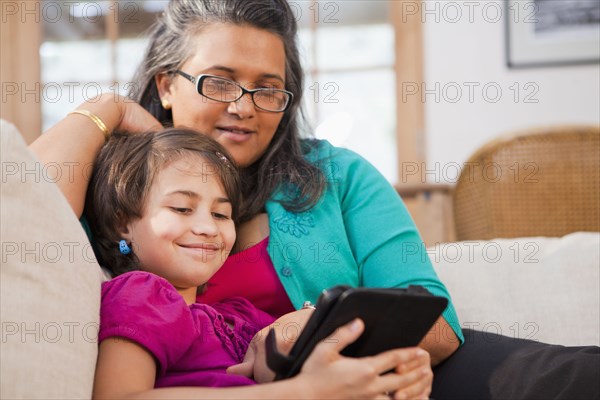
[431, 329, 600, 400]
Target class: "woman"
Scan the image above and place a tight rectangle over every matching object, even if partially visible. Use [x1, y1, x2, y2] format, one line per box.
[30, 1, 597, 399]
[132, 0, 461, 363]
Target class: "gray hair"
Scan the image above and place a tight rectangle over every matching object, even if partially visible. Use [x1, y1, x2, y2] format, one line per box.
[130, 0, 325, 222]
[130, 0, 302, 124]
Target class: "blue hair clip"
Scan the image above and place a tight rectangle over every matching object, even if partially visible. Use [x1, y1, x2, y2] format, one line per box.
[119, 239, 131, 255]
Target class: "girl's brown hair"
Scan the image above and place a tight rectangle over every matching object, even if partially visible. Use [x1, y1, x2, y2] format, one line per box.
[85, 128, 240, 276]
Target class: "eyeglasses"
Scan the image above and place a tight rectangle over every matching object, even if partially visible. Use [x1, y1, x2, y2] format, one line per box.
[175, 70, 294, 113]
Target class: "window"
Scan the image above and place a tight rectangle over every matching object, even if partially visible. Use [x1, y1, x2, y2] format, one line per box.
[41, 0, 163, 130]
[40, 0, 398, 182]
[297, 1, 398, 182]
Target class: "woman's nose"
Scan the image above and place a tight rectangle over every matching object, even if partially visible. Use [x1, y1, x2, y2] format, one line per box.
[227, 93, 256, 118]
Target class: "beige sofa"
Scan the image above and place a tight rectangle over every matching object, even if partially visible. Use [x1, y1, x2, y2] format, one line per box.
[1, 120, 598, 398]
[432, 233, 599, 347]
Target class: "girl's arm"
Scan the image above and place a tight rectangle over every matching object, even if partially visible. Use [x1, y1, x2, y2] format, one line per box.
[93, 320, 432, 400]
[29, 94, 161, 217]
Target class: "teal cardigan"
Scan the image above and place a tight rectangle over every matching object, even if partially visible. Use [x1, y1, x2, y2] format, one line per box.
[83, 139, 463, 343]
[266, 140, 464, 343]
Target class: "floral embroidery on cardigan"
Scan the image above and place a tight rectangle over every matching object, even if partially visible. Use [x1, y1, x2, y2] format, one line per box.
[273, 210, 315, 238]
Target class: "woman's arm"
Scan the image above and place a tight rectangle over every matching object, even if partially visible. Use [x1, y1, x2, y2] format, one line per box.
[93, 320, 432, 400]
[29, 94, 161, 217]
[419, 316, 460, 366]
[329, 146, 463, 365]
[227, 308, 315, 383]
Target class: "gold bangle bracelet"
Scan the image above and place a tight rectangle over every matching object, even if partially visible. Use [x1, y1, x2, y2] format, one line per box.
[68, 110, 110, 140]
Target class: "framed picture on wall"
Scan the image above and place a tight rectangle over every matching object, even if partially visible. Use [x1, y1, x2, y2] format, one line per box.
[506, 0, 600, 68]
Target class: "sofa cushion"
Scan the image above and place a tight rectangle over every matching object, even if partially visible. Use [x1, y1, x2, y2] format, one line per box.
[432, 232, 600, 346]
[1, 120, 103, 399]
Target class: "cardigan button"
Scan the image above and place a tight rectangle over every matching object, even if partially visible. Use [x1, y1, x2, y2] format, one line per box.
[281, 266, 293, 277]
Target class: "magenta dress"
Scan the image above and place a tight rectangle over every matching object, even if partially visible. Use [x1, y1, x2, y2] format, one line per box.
[99, 271, 276, 388]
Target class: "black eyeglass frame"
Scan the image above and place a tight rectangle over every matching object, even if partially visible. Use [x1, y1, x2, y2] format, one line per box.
[175, 70, 294, 113]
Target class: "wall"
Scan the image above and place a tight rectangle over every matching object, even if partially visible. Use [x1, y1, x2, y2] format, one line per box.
[419, 1, 600, 184]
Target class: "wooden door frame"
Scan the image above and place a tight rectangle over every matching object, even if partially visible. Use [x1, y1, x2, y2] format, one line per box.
[0, 0, 42, 144]
[392, 0, 426, 185]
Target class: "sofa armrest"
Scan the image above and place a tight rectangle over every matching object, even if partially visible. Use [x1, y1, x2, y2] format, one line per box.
[1, 120, 104, 399]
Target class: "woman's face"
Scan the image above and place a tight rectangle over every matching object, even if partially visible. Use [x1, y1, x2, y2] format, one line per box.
[157, 23, 288, 168]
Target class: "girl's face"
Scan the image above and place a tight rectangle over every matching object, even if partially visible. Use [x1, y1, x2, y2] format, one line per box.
[157, 23, 287, 168]
[122, 157, 236, 304]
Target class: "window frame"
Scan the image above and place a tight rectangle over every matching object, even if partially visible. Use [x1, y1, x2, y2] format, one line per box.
[15, 0, 425, 178]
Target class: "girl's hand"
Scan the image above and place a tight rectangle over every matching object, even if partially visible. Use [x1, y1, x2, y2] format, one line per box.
[297, 319, 433, 400]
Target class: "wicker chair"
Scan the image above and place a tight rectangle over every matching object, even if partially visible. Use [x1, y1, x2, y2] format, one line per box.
[453, 126, 600, 241]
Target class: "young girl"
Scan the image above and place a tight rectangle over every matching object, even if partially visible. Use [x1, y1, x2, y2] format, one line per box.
[87, 128, 425, 399]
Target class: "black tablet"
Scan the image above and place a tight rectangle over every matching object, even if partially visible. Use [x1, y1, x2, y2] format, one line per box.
[266, 285, 448, 380]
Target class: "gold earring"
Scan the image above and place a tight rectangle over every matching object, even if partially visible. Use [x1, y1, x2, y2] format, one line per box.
[161, 99, 171, 110]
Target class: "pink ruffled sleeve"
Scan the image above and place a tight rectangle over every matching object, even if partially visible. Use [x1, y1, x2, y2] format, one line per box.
[99, 271, 195, 376]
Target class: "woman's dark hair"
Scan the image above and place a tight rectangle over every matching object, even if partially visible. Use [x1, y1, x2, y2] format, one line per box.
[129, 0, 325, 222]
[85, 128, 240, 276]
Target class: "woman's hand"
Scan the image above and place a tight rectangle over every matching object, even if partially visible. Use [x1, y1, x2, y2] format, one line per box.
[391, 346, 433, 399]
[30, 93, 162, 217]
[83, 93, 163, 135]
[298, 319, 433, 400]
[113, 95, 163, 134]
[227, 308, 314, 383]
